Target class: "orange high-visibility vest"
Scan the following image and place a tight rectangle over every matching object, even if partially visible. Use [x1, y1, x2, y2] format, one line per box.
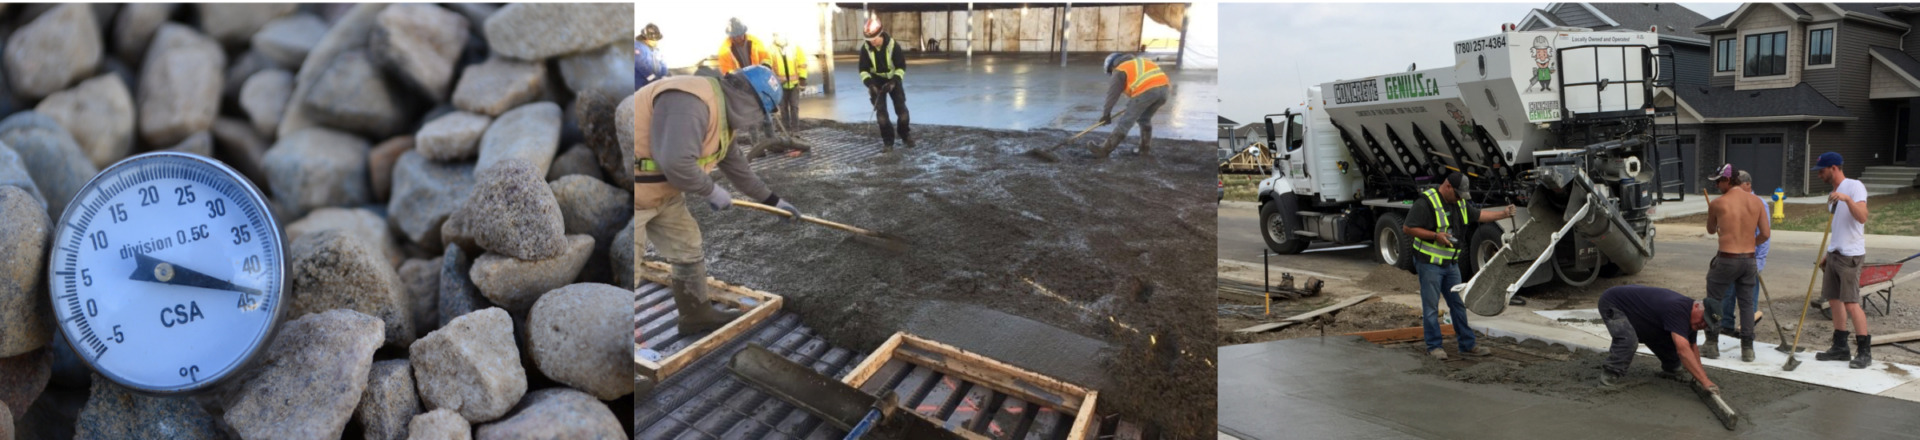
[1116, 58, 1169, 97]
[715, 35, 771, 74]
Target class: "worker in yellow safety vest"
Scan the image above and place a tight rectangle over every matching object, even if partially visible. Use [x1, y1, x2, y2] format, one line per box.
[1087, 53, 1173, 158]
[768, 33, 809, 130]
[630, 65, 802, 333]
[716, 17, 771, 75]
[860, 18, 912, 153]
[1402, 172, 1515, 360]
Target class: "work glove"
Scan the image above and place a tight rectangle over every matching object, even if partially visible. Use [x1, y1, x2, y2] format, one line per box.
[769, 196, 802, 223]
[1098, 114, 1113, 126]
[705, 186, 734, 211]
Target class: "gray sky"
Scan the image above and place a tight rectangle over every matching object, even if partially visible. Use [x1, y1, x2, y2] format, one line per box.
[1219, 2, 1741, 126]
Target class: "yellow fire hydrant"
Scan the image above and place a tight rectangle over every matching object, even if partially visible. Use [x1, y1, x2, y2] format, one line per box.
[1773, 188, 1786, 221]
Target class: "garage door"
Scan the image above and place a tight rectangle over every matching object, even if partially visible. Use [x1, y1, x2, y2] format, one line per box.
[1725, 134, 1785, 193]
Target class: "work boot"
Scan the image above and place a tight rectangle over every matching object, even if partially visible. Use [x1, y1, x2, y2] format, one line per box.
[1852, 334, 1874, 369]
[1654, 369, 1683, 381]
[1461, 346, 1492, 357]
[1598, 370, 1623, 388]
[903, 136, 916, 149]
[1137, 127, 1154, 157]
[1741, 338, 1755, 363]
[670, 262, 742, 334]
[1701, 333, 1720, 359]
[881, 140, 894, 154]
[1428, 348, 1448, 361]
[1817, 330, 1852, 361]
[1087, 136, 1120, 159]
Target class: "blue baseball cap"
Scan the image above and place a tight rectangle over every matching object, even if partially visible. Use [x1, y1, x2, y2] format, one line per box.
[1812, 152, 1843, 170]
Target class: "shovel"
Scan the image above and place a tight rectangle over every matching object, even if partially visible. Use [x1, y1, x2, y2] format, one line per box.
[1784, 212, 1836, 372]
[731, 199, 910, 253]
[1023, 121, 1106, 162]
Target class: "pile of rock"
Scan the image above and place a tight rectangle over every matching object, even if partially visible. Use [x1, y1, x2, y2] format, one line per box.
[0, 4, 637, 438]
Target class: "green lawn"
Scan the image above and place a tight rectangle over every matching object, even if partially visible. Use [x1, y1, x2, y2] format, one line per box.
[1221, 174, 1262, 203]
[1769, 191, 1920, 236]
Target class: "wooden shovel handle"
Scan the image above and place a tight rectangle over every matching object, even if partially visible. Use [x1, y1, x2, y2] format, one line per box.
[730, 199, 876, 236]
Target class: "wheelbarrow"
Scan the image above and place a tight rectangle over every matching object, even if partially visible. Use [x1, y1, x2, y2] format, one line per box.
[1817, 250, 1920, 319]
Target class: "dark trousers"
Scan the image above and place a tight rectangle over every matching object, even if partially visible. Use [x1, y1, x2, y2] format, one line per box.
[778, 87, 800, 129]
[869, 80, 910, 144]
[1599, 300, 1682, 376]
[1705, 256, 1758, 340]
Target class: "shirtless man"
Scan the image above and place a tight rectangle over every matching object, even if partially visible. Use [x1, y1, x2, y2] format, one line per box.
[1703, 164, 1770, 362]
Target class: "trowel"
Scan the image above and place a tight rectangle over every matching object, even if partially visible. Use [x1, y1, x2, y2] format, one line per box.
[728, 344, 969, 440]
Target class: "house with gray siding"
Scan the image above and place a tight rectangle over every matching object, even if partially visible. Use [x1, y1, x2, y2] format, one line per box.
[1674, 3, 1920, 196]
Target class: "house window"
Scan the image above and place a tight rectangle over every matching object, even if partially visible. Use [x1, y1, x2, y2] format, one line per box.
[1744, 31, 1788, 77]
[1716, 39, 1735, 72]
[1808, 28, 1834, 65]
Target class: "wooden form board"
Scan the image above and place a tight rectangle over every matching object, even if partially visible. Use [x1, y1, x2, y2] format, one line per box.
[842, 332, 1101, 440]
[1234, 294, 1379, 334]
[635, 261, 784, 381]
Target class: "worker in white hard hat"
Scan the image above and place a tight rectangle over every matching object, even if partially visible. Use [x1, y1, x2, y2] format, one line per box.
[1088, 53, 1170, 158]
[859, 17, 912, 153]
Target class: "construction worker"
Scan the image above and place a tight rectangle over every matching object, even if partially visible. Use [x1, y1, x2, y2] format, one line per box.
[1088, 53, 1170, 158]
[716, 17, 770, 75]
[1703, 164, 1768, 362]
[631, 65, 801, 333]
[768, 33, 808, 130]
[636, 24, 668, 88]
[1596, 285, 1720, 397]
[859, 18, 912, 153]
[1402, 172, 1515, 360]
[1716, 170, 1770, 339]
[1811, 152, 1874, 368]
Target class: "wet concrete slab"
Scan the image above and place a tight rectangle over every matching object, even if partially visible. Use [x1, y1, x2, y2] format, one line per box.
[900, 300, 1114, 393]
[1219, 336, 1920, 439]
[1536, 309, 1920, 396]
[797, 53, 1216, 141]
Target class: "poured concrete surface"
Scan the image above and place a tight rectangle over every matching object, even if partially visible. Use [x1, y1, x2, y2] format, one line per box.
[1219, 336, 1920, 439]
[798, 53, 1216, 141]
[899, 300, 1114, 392]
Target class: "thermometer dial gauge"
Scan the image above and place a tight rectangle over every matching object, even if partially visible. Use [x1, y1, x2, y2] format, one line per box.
[47, 152, 286, 396]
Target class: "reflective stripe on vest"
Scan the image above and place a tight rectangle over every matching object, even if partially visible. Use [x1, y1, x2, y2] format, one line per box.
[1121, 58, 1168, 97]
[1414, 188, 1469, 264]
[864, 39, 901, 80]
[636, 78, 732, 172]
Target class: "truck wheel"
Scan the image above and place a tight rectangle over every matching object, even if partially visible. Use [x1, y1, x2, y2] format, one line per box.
[1462, 223, 1503, 279]
[1260, 195, 1310, 255]
[1374, 212, 1414, 273]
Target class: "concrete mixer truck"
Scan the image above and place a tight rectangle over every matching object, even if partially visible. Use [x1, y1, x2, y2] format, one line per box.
[1255, 27, 1686, 316]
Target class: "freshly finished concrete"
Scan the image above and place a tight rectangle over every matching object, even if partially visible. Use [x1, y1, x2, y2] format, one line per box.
[798, 53, 1216, 141]
[1219, 336, 1920, 439]
[1535, 309, 1920, 395]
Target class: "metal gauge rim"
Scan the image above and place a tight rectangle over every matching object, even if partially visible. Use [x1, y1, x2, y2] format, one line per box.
[47, 151, 288, 397]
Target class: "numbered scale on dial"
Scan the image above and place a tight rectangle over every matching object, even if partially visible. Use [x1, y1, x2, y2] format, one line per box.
[47, 152, 286, 396]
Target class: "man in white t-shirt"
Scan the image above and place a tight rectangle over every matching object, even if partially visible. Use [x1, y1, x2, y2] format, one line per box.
[1810, 152, 1874, 369]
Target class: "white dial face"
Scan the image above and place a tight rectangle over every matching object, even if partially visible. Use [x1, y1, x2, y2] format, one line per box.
[47, 153, 284, 395]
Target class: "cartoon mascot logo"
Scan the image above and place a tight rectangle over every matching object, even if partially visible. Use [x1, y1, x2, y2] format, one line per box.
[1526, 36, 1555, 93]
[1446, 102, 1474, 135]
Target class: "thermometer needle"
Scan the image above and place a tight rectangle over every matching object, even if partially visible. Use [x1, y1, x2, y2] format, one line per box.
[129, 253, 263, 297]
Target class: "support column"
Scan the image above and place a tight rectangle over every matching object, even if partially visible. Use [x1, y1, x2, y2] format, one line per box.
[1176, 14, 1189, 69]
[1060, 3, 1072, 67]
[819, 3, 835, 96]
[1906, 98, 1920, 164]
[966, 3, 974, 65]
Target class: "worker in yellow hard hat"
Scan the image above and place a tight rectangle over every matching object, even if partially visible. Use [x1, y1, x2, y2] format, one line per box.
[767, 33, 808, 130]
